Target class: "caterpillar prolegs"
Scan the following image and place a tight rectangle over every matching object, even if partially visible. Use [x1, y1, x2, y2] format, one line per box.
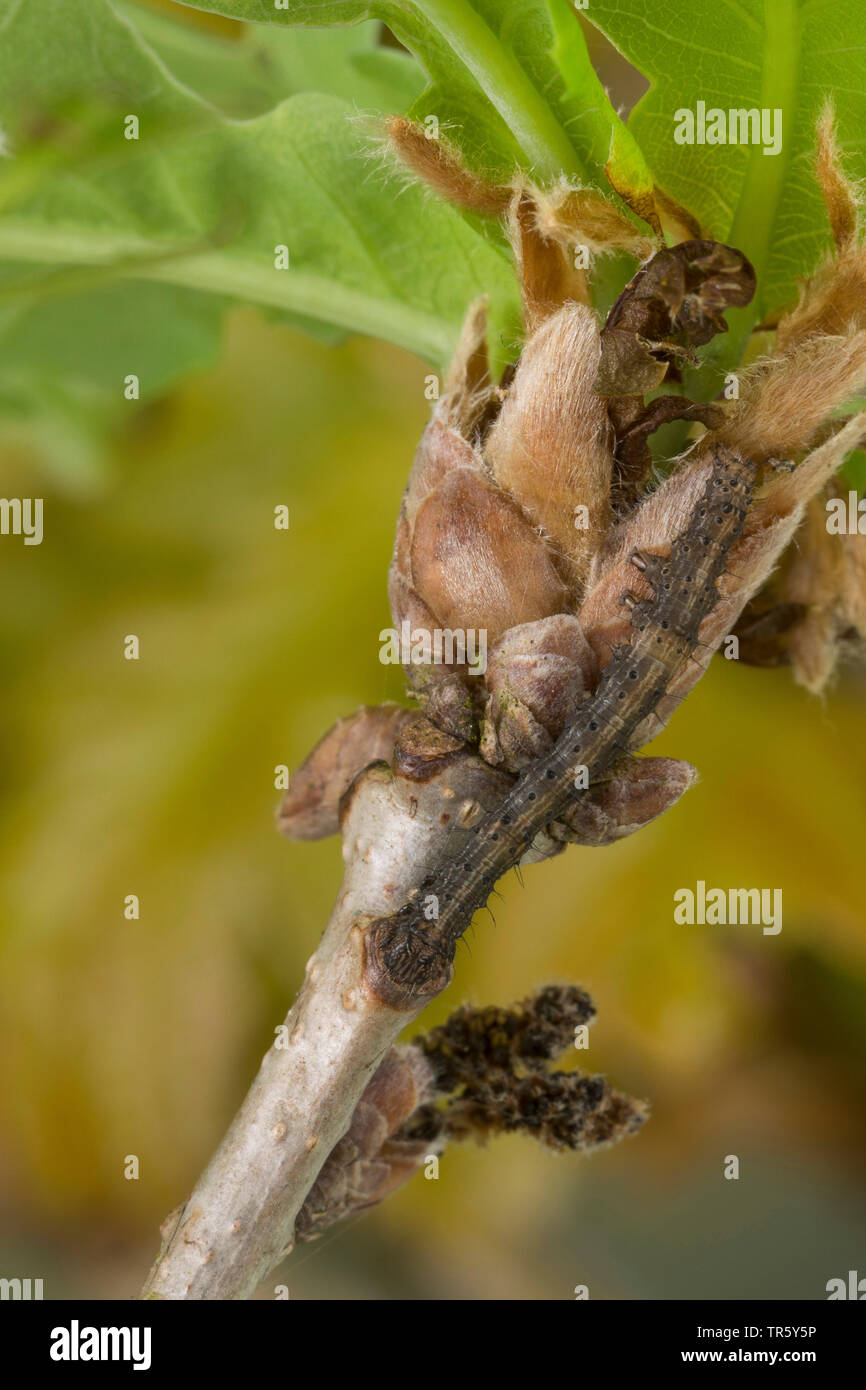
[365, 446, 755, 1009]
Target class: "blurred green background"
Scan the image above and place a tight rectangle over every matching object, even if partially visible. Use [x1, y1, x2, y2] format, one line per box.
[0, 1, 865, 1301]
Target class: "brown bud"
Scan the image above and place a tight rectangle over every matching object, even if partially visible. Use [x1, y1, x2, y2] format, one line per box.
[485, 302, 614, 591]
[409, 465, 567, 640]
[392, 712, 466, 781]
[388, 419, 489, 739]
[277, 704, 412, 840]
[295, 1047, 437, 1241]
[719, 331, 866, 461]
[507, 186, 590, 327]
[529, 177, 657, 261]
[480, 689, 552, 770]
[385, 116, 510, 218]
[746, 487, 866, 692]
[398, 416, 487, 534]
[407, 668, 480, 744]
[548, 756, 698, 846]
[480, 615, 598, 771]
[815, 103, 859, 253]
[776, 105, 865, 351]
[390, 513, 478, 741]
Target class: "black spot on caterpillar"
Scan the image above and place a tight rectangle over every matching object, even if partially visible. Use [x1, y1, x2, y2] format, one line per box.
[365, 446, 754, 1009]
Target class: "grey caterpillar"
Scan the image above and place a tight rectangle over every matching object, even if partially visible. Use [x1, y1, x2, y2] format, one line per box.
[365, 445, 755, 1007]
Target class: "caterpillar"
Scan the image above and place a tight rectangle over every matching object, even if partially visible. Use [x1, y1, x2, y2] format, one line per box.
[365, 445, 755, 1008]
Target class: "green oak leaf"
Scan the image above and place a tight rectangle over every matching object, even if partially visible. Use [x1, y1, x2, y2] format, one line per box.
[171, 0, 655, 196]
[586, 0, 866, 365]
[117, 2, 426, 117]
[0, 0, 522, 473]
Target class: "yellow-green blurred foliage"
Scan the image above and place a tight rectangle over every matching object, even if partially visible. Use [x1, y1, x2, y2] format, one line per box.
[1, 305, 865, 1300]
